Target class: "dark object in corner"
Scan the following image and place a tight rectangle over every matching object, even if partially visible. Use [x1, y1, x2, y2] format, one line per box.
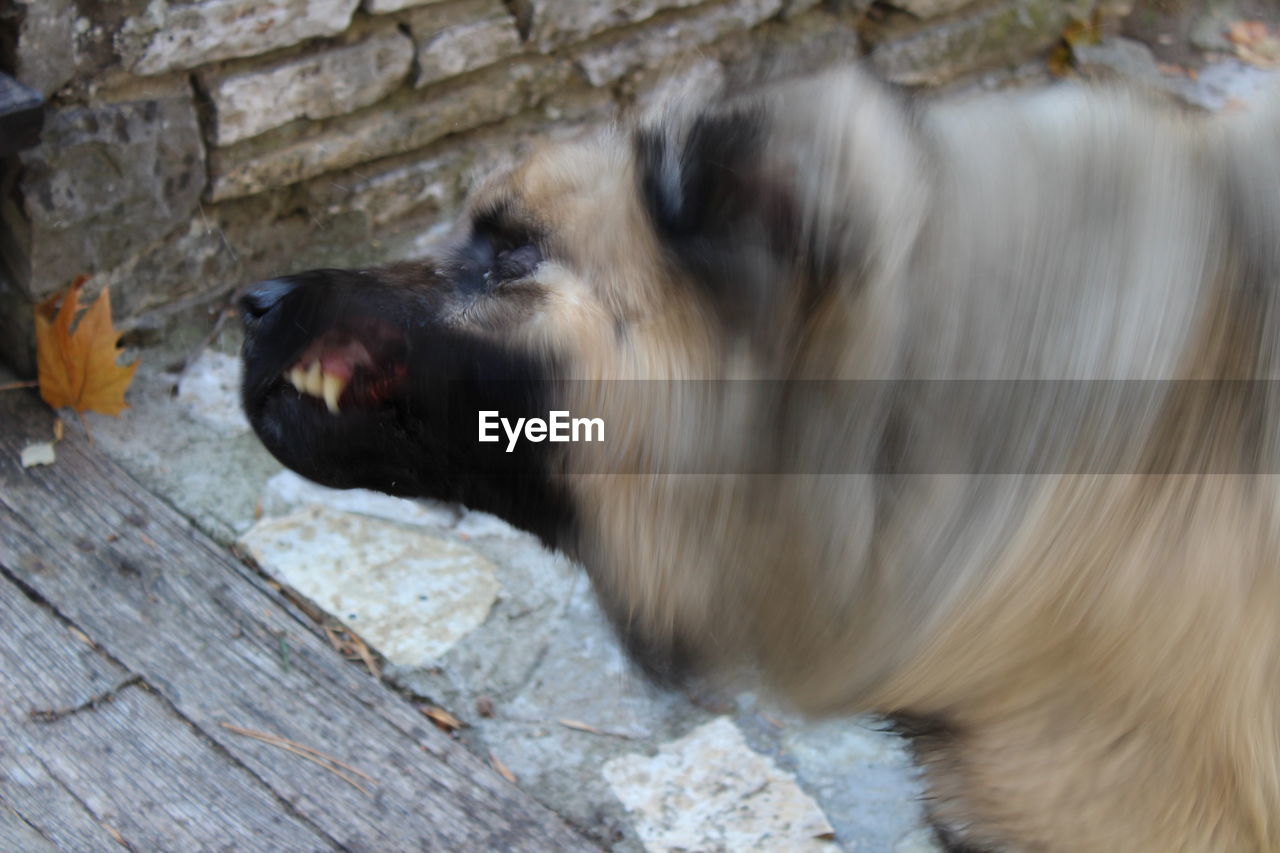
[0, 72, 43, 155]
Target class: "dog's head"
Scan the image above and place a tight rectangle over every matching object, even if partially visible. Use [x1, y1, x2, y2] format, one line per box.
[240, 67, 925, 679]
[240, 137, 649, 545]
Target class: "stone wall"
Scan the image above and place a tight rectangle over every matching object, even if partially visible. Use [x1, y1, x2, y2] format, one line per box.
[0, 0, 1091, 372]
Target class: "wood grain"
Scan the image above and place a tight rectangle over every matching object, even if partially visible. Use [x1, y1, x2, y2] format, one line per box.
[0, 573, 335, 850]
[0, 390, 597, 852]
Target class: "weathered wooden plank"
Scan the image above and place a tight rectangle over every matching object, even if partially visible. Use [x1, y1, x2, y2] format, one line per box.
[0, 572, 338, 851]
[0, 801, 62, 852]
[0, 391, 597, 852]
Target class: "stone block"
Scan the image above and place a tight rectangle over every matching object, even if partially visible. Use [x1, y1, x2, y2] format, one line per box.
[11, 88, 206, 301]
[408, 0, 523, 87]
[364, 0, 446, 12]
[893, 0, 977, 18]
[868, 0, 1089, 87]
[717, 8, 864, 82]
[8, 1, 132, 98]
[625, 58, 727, 116]
[9, 0, 77, 96]
[780, 0, 825, 17]
[208, 58, 572, 200]
[203, 30, 414, 146]
[519, 0, 704, 52]
[302, 87, 612, 227]
[117, 0, 360, 76]
[575, 0, 785, 87]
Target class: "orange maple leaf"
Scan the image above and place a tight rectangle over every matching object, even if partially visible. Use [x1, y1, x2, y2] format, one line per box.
[34, 276, 139, 415]
[1227, 20, 1280, 68]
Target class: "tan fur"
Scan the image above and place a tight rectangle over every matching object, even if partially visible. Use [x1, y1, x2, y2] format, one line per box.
[440, 69, 1280, 851]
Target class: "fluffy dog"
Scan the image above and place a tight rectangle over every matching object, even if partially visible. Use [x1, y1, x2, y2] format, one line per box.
[240, 67, 1280, 851]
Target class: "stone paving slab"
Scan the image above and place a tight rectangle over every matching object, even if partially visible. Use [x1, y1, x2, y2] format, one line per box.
[603, 717, 836, 852]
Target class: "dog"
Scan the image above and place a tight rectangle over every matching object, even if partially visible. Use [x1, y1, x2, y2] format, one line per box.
[239, 67, 1280, 851]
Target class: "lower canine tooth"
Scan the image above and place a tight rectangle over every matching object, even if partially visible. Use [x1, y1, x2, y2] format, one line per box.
[302, 361, 323, 395]
[322, 372, 345, 414]
[288, 366, 305, 389]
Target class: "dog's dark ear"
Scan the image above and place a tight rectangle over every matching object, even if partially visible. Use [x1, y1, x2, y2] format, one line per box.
[636, 108, 808, 332]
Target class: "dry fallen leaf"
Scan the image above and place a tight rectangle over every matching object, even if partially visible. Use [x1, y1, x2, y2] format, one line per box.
[34, 276, 138, 415]
[1048, 10, 1104, 77]
[1227, 20, 1280, 68]
[558, 718, 605, 736]
[420, 705, 464, 733]
[1062, 10, 1103, 48]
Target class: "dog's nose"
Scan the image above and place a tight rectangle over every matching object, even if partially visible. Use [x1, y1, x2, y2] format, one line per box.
[240, 278, 296, 319]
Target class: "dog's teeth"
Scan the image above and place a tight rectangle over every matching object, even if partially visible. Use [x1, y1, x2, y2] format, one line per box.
[322, 371, 345, 414]
[302, 361, 323, 396]
[287, 366, 305, 390]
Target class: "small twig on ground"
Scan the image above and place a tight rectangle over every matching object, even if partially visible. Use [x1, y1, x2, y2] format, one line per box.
[557, 718, 640, 740]
[0, 380, 38, 391]
[219, 722, 376, 794]
[75, 409, 93, 445]
[348, 631, 381, 679]
[29, 674, 143, 722]
[490, 751, 517, 784]
[323, 625, 345, 653]
[101, 822, 132, 850]
[322, 624, 381, 679]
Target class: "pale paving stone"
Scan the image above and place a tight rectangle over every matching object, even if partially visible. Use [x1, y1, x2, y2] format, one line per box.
[260, 469, 460, 528]
[119, 0, 360, 76]
[205, 30, 414, 146]
[781, 717, 938, 851]
[603, 717, 837, 852]
[176, 350, 251, 435]
[896, 827, 944, 852]
[438, 581, 699, 851]
[239, 504, 498, 664]
[455, 509, 523, 540]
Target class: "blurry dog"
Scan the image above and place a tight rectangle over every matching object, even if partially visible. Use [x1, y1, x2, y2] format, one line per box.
[240, 68, 1280, 851]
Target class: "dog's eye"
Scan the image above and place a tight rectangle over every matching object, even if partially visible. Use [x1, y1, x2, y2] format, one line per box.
[463, 206, 543, 291]
[491, 244, 542, 283]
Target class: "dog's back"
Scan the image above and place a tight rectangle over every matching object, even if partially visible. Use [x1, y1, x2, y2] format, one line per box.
[861, 82, 1280, 852]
